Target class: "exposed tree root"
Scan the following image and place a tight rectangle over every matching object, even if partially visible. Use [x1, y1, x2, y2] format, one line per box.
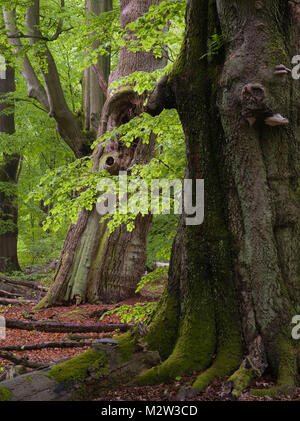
[250, 385, 296, 398]
[143, 293, 180, 360]
[136, 287, 216, 384]
[228, 364, 259, 399]
[249, 337, 298, 399]
[192, 346, 241, 392]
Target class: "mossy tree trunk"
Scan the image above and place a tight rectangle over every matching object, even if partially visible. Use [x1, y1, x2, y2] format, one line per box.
[38, 0, 165, 307]
[0, 64, 21, 273]
[138, 0, 300, 396]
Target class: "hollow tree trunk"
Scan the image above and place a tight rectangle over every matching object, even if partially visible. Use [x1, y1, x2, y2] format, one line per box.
[38, 0, 165, 307]
[137, 0, 300, 397]
[0, 64, 20, 272]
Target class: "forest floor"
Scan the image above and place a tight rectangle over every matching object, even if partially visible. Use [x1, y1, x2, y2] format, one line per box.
[0, 273, 300, 402]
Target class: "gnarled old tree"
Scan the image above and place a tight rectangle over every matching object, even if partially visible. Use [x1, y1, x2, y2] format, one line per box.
[3, 0, 162, 303]
[37, 0, 165, 307]
[1, 0, 300, 401]
[0, 60, 20, 272]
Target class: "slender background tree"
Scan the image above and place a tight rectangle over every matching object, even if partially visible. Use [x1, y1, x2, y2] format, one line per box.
[0, 58, 20, 272]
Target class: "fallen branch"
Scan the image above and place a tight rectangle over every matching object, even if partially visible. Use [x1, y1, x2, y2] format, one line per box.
[0, 341, 93, 351]
[0, 276, 47, 292]
[0, 289, 24, 299]
[66, 334, 104, 341]
[5, 319, 133, 333]
[0, 350, 48, 369]
[0, 298, 38, 306]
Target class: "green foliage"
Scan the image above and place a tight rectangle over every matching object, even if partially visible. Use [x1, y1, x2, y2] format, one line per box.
[146, 214, 177, 268]
[109, 68, 168, 96]
[0, 0, 186, 270]
[31, 109, 184, 234]
[28, 156, 99, 231]
[124, 0, 186, 61]
[101, 302, 157, 324]
[136, 266, 168, 294]
[200, 33, 224, 59]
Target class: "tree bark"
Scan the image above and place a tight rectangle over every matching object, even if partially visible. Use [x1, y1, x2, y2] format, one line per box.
[83, 0, 112, 135]
[3, 3, 87, 157]
[137, 0, 300, 397]
[0, 64, 21, 272]
[5, 318, 132, 333]
[3, 0, 299, 401]
[37, 0, 165, 307]
[0, 275, 47, 291]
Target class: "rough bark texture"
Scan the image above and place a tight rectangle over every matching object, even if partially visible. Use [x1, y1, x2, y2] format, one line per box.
[0, 64, 20, 272]
[38, 0, 165, 307]
[137, 0, 300, 397]
[3, 0, 300, 401]
[83, 0, 112, 135]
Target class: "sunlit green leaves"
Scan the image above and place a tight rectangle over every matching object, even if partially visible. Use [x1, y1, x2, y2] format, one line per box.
[100, 302, 157, 324]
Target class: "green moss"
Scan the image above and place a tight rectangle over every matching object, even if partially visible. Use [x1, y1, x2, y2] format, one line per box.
[25, 376, 33, 384]
[266, 32, 289, 68]
[116, 331, 137, 362]
[71, 384, 87, 401]
[136, 280, 216, 385]
[0, 387, 12, 401]
[47, 349, 107, 384]
[251, 385, 295, 398]
[276, 336, 297, 387]
[168, 48, 185, 82]
[96, 364, 109, 377]
[144, 292, 180, 361]
[193, 345, 241, 392]
[227, 364, 258, 398]
[251, 336, 297, 398]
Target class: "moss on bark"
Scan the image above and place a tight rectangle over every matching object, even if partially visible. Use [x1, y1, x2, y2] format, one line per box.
[47, 349, 107, 384]
[0, 386, 12, 401]
[143, 293, 180, 361]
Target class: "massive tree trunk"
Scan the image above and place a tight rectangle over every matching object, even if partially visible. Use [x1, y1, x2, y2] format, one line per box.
[37, 0, 165, 307]
[138, 0, 300, 396]
[0, 64, 20, 272]
[3, 0, 300, 401]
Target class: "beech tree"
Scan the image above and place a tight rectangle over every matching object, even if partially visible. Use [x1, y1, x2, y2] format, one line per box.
[1, 0, 300, 401]
[37, 0, 166, 307]
[0, 59, 20, 272]
[2, 0, 167, 303]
